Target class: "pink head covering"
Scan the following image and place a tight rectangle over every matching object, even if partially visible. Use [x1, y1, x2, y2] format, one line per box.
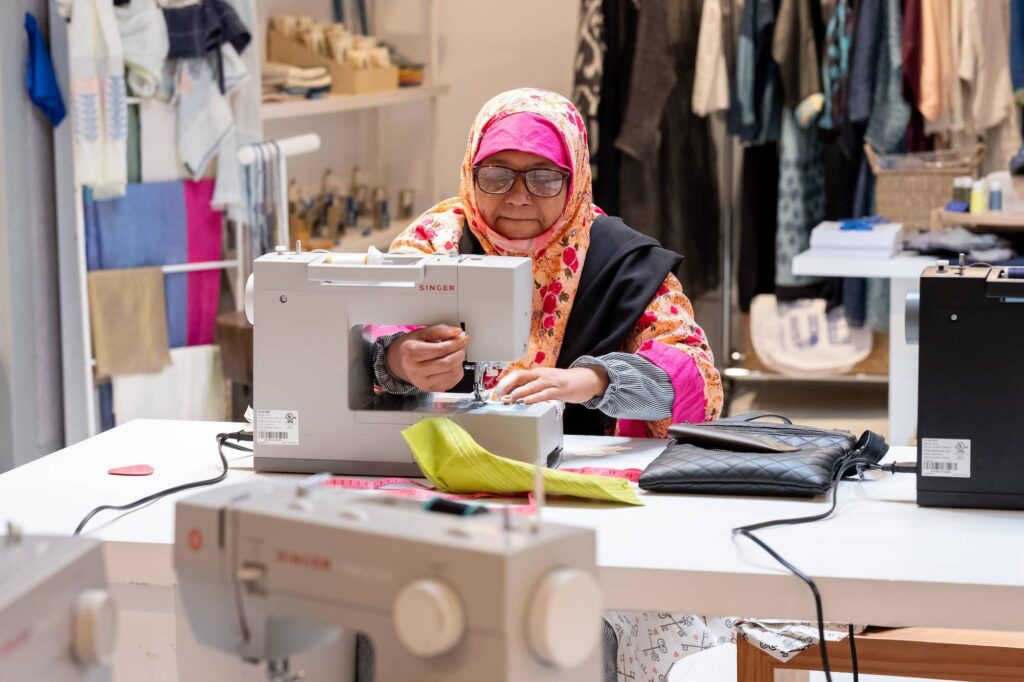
[472, 112, 572, 171]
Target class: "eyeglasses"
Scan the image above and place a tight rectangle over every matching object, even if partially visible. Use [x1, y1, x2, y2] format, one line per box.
[473, 165, 570, 198]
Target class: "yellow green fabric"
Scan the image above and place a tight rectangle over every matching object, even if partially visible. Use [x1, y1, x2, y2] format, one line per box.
[401, 417, 642, 506]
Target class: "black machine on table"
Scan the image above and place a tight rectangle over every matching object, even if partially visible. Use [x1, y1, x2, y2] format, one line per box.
[913, 259, 1024, 511]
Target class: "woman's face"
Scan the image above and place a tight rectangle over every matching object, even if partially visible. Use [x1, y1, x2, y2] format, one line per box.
[473, 150, 568, 240]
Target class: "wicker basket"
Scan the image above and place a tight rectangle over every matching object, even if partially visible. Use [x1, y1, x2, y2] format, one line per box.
[864, 144, 985, 232]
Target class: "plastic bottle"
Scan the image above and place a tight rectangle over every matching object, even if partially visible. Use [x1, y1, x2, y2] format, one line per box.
[969, 179, 988, 214]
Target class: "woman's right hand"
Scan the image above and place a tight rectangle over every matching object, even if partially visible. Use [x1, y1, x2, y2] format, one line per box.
[385, 324, 468, 392]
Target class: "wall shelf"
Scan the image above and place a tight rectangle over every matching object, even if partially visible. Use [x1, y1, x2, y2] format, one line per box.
[723, 367, 888, 385]
[261, 83, 451, 121]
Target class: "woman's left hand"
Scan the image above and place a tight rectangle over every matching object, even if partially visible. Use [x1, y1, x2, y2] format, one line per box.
[492, 366, 610, 405]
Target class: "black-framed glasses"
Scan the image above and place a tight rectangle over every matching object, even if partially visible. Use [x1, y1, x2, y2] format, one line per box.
[473, 165, 570, 198]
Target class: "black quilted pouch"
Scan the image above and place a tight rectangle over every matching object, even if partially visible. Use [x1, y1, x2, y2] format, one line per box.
[638, 412, 888, 497]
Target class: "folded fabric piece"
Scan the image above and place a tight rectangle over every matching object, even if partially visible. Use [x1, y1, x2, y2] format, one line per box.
[184, 179, 223, 345]
[88, 267, 172, 379]
[907, 227, 1017, 262]
[140, 98, 181, 181]
[401, 417, 642, 506]
[173, 58, 234, 178]
[83, 180, 192, 347]
[112, 345, 226, 425]
[69, 0, 128, 199]
[24, 13, 66, 126]
[114, 0, 169, 98]
[163, 0, 251, 93]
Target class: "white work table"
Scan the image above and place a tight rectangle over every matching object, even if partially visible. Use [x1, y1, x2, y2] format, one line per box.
[3, 419, 1024, 680]
[791, 250, 936, 446]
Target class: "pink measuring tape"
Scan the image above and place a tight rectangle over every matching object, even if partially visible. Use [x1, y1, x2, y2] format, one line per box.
[319, 467, 642, 515]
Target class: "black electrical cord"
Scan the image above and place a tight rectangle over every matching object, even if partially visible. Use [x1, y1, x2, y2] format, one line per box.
[73, 430, 252, 536]
[733, 456, 916, 682]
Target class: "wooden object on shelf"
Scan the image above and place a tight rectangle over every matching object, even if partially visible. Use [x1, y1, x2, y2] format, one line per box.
[267, 29, 399, 95]
[737, 312, 889, 380]
[865, 143, 984, 232]
[737, 626, 1024, 682]
[930, 208, 1024, 232]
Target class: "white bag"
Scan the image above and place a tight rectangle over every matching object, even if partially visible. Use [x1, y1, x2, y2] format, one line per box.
[749, 295, 872, 376]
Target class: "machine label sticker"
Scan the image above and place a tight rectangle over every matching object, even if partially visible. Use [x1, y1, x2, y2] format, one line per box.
[921, 438, 971, 478]
[256, 410, 299, 445]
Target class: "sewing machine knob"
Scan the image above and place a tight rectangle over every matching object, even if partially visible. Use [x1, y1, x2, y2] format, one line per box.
[527, 568, 602, 669]
[244, 273, 255, 325]
[72, 589, 117, 667]
[393, 579, 465, 657]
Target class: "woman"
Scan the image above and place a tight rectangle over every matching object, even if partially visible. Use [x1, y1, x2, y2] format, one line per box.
[374, 88, 723, 437]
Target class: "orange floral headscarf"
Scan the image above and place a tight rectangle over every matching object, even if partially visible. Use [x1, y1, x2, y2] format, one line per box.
[390, 88, 597, 379]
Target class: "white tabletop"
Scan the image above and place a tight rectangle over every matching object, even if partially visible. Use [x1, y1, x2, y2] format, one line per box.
[3, 420, 1023, 630]
[792, 250, 936, 279]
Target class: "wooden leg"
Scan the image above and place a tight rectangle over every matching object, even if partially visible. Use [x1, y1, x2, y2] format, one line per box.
[736, 637, 804, 682]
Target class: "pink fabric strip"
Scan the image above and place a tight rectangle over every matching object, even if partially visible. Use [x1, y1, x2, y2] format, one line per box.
[641, 341, 709, 424]
[365, 324, 424, 342]
[183, 179, 222, 346]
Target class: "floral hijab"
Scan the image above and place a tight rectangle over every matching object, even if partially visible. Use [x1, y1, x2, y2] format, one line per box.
[390, 88, 597, 380]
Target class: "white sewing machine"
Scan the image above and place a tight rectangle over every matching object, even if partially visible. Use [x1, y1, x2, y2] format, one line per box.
[0, 529, 116, 682]
[174, 481, 603, 681]
[247, 247, 563, 476]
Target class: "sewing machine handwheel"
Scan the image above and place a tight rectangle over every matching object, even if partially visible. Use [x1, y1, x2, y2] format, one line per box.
[527, 567, 602, 668]
[393, 579, 465, 657]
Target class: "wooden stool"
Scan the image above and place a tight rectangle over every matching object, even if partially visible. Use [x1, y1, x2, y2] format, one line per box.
[737, 627, 1024, 682]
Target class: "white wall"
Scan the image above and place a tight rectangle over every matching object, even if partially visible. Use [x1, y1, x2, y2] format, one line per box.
[0, 0, 64, 472]
[257, 0, 579, 211]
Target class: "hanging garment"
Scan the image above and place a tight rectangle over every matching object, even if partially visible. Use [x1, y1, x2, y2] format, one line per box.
[592, 0, 638, 214]
[901, 0, 932, 151]
[24, 13, 66, 126]
[819, 0, 853, 130]
[738, 143, 779, 312]
[692, 0, 729, 117]
[88, 267, 172, 379]
[865, 0, 911, 151]
[162, 0, 251, 93]
[114, 0, 169, 98]
[1013, 0, 1024, 101]
[172, 58, 234, 179]
[772, 0, 826, 124]
[775, 111, 825, 289]
[617, 0, 722, 299]
[127, 103, 141, 183]
[184, 180, 223, 346]
[140, 98, 181, 181]
[957, 0, 1022, 174]
[919, 0, 952, 127]
[212, 0, 261, 224]
[84, 181, 199, 348]
[112, 345, 226, 425]
[572, 0, 605, 159]
[727, 0, 783, 144]
[68, 0, 128, 199]
[847, 0, 881, 126]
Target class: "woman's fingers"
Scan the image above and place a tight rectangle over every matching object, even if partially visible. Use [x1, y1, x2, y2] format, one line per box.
[492, 369, 537, 400]
[506, 377, 551, 402]
[519, 387, 562, 405]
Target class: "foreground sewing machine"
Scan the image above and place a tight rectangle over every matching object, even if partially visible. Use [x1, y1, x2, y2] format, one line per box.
[0, 529, 115, 681]
[247, 247, 563, 475]
[175, 481, 602, 681]
[913, 260, 1024, 510]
